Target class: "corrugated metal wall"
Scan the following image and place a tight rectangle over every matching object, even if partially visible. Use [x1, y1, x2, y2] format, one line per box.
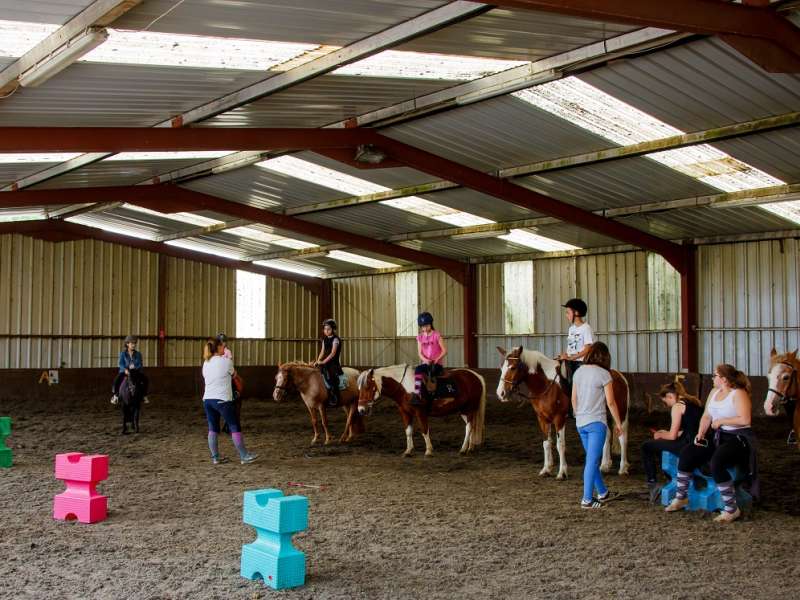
[477, 252, 681, 372]
[2, 233, 797, 375]
[698, 239, 800, 376]
[0, 234, 319, 369]
[0, 235, 158, 368]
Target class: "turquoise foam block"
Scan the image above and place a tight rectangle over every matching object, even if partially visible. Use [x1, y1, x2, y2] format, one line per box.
[241, 489, 309, 590]
[660, 450, 750, 511]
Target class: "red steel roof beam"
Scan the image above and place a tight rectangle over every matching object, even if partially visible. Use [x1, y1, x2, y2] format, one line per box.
[476, 1, 800, 72]
[372, 133, 687, 273]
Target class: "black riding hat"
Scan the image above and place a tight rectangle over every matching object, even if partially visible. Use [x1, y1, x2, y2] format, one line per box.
[417, 312, 434, 327]
[562, 298, 588, 317]
[216, 332, 228, 343]
[322, 319, 337, 331]
[124, 335, 138, 344]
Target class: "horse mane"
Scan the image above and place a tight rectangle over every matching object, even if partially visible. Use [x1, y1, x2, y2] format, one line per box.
[518, 348, 559, 381]
[358, 364, 410, 391]
[771, 349, 799, 369]
[281, 361, 315, 370]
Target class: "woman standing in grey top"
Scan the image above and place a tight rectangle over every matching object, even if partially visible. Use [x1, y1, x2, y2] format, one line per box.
[571, 342, 624, 509]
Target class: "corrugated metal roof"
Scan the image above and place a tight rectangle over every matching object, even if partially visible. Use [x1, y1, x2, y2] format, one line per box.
[202, 75, 456, 128]
[385, 94, 614, 171]
[0, 0, 96, 24]
[579, 37, 800, 132]
[0, 62, 270, 127]
[400, 7, 635, 61]
[712, 128, 800, 185]
[114, 0, 449, 46]
[516, 156, 717, 211]
[300, 203, 438, 237]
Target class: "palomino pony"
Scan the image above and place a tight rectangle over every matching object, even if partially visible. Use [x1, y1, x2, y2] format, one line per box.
[356, 364, 415, 416]
[273, 362, 363, 445]
[764, 348, 799, 444]
[357, 368, 486, 456]
[119, 370, 144, 435]
[497, 346, 630, 476]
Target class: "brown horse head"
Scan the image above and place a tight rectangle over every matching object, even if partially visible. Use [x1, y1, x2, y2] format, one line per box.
[496, 346, 528, 402]
[357, 369, 378, 415]
[273, 363, 292, 403]
[765, 348, 799, 416]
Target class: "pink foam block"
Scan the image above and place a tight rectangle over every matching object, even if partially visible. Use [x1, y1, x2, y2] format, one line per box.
[53, 452, 109, 524]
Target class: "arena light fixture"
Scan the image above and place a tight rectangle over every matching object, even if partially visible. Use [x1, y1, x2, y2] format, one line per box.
[18, 27, 109, 88]
[255, 155, 494, 227]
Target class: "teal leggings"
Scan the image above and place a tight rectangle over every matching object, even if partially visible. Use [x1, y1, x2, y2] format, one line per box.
[578, 421, 608, 503]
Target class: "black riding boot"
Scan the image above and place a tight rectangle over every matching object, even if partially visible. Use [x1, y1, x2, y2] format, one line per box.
[327, 385, 339, 408]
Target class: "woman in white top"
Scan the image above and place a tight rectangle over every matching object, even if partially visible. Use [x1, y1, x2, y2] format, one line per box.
[202, 338, 257, 465]
[665, 364, 754, 523]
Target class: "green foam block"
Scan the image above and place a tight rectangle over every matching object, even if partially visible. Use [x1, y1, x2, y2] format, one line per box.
[0, 416, 12, 468]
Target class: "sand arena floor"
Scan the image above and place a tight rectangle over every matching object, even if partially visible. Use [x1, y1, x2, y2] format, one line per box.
[1, 390, 799, 600]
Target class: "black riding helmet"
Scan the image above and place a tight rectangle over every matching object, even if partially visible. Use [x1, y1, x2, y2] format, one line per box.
[322, 319, 337, 331]
[562, 298, 588, 318]
[417, 312, 434, 327]
[216, 333, 228, 343]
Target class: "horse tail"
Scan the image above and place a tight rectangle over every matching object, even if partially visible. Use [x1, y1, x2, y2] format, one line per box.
[611, 369, 630, 453]
[471, 370, 487, 446]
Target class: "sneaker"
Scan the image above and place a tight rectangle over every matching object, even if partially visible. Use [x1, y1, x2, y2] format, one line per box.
[581, 498, 604, 509]
[665, 497, 688, 512]
[110, 395, 119, 405]
[713, 508, 741, 523]
[211, 455, 229, 465]
[647, 483, 663, 505]
[788, 430, 797, 445]
[240, 453, 259, 465]
[597, 490, 619, 503]
[143, 396, 150, 404]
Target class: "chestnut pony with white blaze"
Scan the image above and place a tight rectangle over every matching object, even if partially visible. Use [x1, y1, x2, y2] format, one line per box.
[273, 362, 362, 445]
[357, 367, 486, 456]
[497, 346, 630, 476]
[356, 364, 415, 416]
[764, 348, 799, 438]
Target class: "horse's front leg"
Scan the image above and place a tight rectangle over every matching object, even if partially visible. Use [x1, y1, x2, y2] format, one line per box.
[340, 404, 353, 443]
[418, 412, 433, 457]
[319, 406, 332, 445]
[537, 415, 553, 476]
[459, 414, 472, 455]
[307, 404, 319, 445]
[555, 425, 567, 480]
[600, 424, 613, 473]
[401, 410, 414, 457]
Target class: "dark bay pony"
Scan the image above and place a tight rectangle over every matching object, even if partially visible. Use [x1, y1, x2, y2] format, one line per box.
[273, 362, 363, 445]
[497, 346, 630, 476]
[764, 348, 799, 444]
[119, 371, 144, 434]
[358, 368, 486, 456]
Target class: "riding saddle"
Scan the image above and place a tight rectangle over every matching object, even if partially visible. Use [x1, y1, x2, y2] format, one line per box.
[423, 374, 458, 400]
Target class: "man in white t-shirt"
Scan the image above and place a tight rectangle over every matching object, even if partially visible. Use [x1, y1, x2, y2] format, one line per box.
[558, 298, 595, 407]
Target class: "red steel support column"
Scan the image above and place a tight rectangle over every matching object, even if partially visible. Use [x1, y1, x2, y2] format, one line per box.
[680, 245, 698, 373]
[463, 264, 478, 368]
[157, 254, 167, 367]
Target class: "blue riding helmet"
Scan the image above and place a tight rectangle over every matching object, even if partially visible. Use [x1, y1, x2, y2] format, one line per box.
[417, 312, 434, 327]
[216, 332, 228, 343]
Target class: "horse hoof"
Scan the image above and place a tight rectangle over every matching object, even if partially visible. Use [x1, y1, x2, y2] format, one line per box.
[556, 472, 567, 480]
[426, 451, 434, 457]
[402, 452, 412, 458]
[600, 465, 612, 474]
[619, 467, 630, 476]
[538, 469, 552, 477]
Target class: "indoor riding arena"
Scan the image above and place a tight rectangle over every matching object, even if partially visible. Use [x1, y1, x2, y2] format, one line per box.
[2, 2, 800, 599]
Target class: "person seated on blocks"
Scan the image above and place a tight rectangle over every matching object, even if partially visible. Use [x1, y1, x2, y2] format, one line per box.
[411, 312, 447, 406]
[110, 335, 149, 405]
[313, 319, 343, 408]
[665, 364, 759, 523]
[641, 376, 703, 503]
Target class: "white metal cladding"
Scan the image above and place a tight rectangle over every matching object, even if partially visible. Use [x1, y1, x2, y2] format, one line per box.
[0, 234, 158, 368]
[476, 252, 681, 372]
[114, 0, 448, 46]
[202, 75, 457, 128]
[418, 269, 464, 366]
[399, 7, 634, 61]
[579, 38, 800, 132]
[697, 239, 800, 377]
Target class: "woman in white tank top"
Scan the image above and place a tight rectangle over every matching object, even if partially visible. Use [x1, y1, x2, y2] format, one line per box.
[664, 364, 756, 523]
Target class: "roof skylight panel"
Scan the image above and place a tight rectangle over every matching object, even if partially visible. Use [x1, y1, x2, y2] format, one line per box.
[514, 77, 793, 220]
[165, 238, 243, 260]
[499, 229, 581, 252]
[0, 207, 47, 222]
[0, 20, 58, 57]
[224, 226, 319, 250]
[761, 201, 800, 225]
[66, 214, 158, 239]
[253, 259, 326, 277]
[327, 250, 399, 269]
[122, 204, 223, 227]
[0, 154, 81, 163]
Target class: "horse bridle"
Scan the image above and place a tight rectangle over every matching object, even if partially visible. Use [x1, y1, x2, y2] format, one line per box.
[362, 365, 408, 416]
[768, 362, 798, 407]
[503, 356, 562, 405]
[273, 369, 293, 399]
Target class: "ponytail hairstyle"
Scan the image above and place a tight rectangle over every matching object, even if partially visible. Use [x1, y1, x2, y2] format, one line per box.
[203, 338, 220, 362]
[715, 363, 751, 394]
[658, 374, 702, 407]
[584, 341, 611, 371]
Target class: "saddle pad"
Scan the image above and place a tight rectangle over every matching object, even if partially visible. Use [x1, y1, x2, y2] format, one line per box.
[433, 377, 457, 399]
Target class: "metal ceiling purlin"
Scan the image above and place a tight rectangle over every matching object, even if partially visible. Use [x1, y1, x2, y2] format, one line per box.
[476, 1, 800, 72]
[0, 220, 322, 293]
[0, 185, 470, 284]
[0, 0, 144, 94]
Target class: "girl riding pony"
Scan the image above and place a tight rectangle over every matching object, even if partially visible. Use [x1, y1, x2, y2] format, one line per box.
[110, 335, 149, 405]
[412, 312, 448, 406]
